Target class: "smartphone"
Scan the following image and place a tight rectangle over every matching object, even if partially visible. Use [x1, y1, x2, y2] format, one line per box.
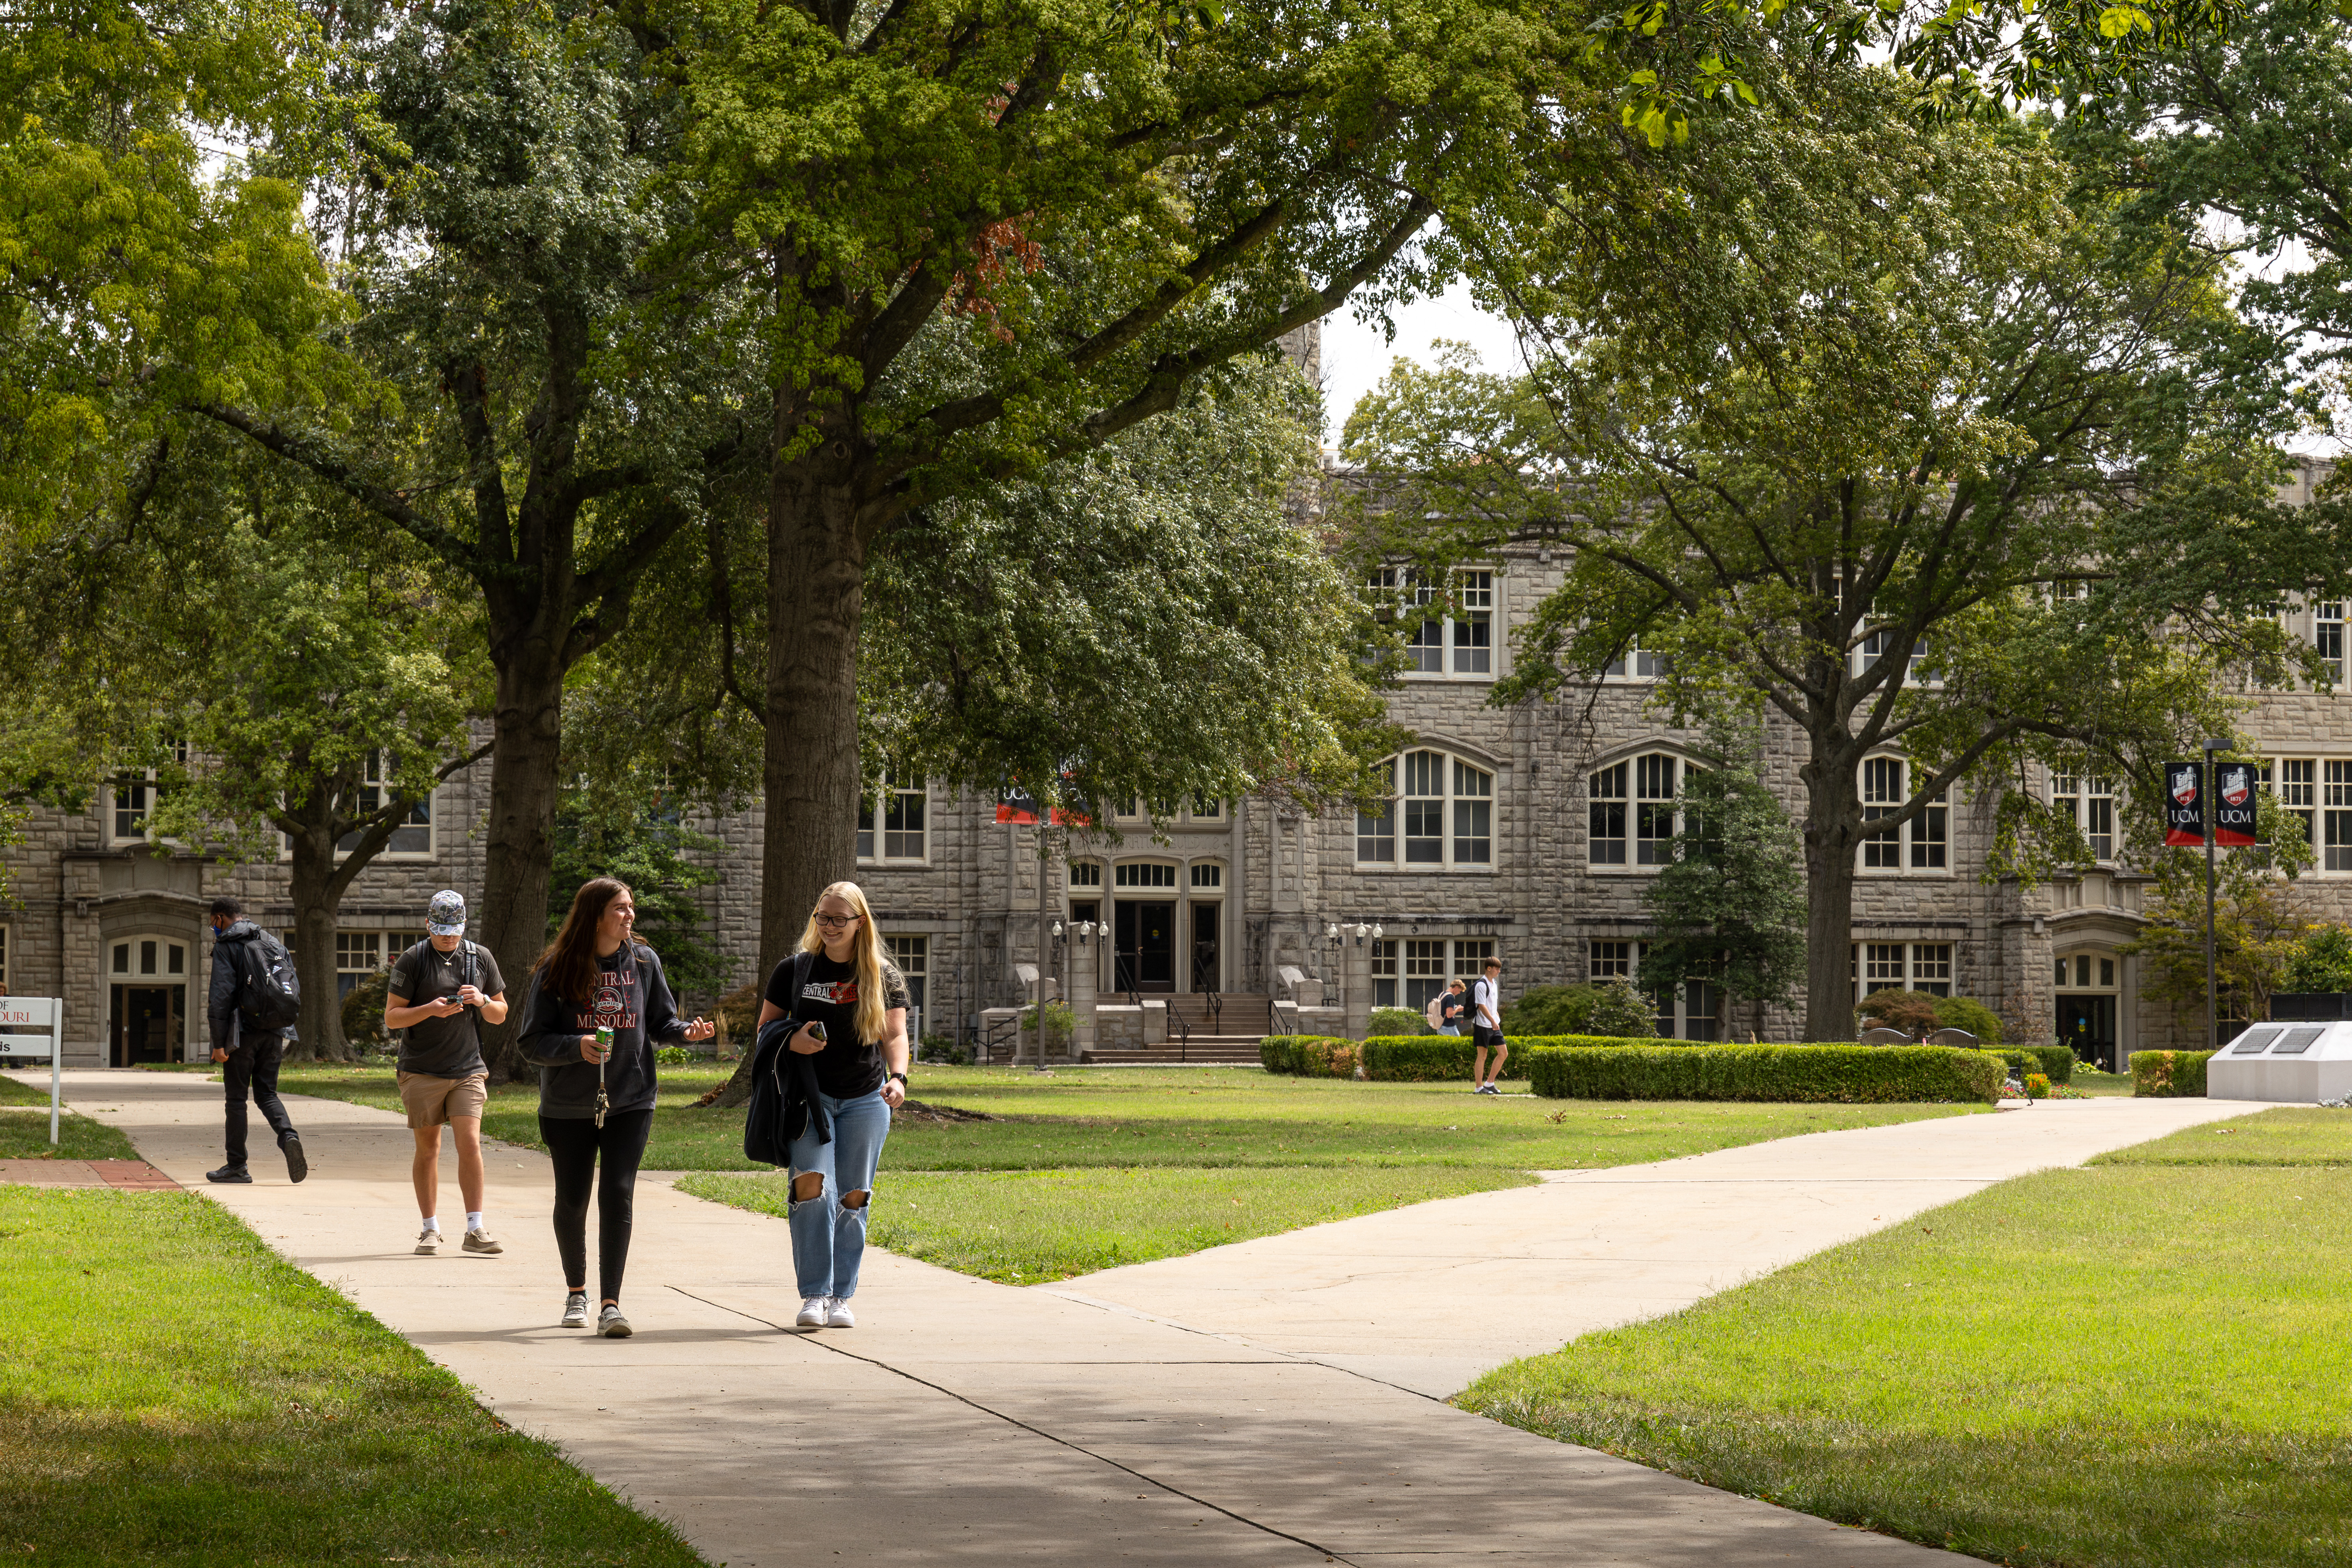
[806, 1021, 827, 1044]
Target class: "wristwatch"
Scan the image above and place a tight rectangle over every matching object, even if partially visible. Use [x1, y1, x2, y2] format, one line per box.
[887, 1071, 908, 1087]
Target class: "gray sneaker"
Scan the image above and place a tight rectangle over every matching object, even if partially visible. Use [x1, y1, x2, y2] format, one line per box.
[462, 1228, 503, 1255]
[414, 1228, 442, 1255]
[561, 1292, 589, 1328]
[598, 1303, 633, 1339]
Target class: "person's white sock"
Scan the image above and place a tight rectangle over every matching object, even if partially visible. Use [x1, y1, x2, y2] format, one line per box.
[421, 1216, 440, 1232]
[465, 1211, 483, 1232]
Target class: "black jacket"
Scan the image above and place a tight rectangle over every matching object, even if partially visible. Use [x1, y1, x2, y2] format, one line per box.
[207, 921, 283, 1052]
[746, 1009, 830, 1165]
[515, 941, 687, 1119]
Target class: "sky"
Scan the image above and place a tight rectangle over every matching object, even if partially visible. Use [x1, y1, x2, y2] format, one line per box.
[1315, 282, 1525, 452]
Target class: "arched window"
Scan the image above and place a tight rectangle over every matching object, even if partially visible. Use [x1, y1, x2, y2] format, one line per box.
[1356, 750, 1495, 869]
[1588, 752, 1691, 867]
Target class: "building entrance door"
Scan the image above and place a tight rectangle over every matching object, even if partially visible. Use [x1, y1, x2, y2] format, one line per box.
[2056, 993, 2118, 1072]
[1114, 901, 1175, 993]
[1190, 904, 1221, 992]
[110, 984, 185, 1067]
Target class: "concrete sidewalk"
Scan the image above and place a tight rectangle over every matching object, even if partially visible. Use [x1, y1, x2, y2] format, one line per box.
[1047, 1096, 2244, 1395]
[62, 1071, 2234, 1567]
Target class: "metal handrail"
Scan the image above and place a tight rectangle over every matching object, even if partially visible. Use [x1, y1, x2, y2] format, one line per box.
[1168, 1005, 1190, 1063]
[982, 1012, 1021, 1065]
[1203, 988, 1223, 1033]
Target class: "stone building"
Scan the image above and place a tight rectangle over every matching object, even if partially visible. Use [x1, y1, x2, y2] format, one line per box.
[4, 373, 2339, 1070]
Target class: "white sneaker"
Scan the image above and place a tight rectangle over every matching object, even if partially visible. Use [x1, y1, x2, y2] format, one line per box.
[561, 1292, 589, 1328]
[826, 1298, 856, 1329]
[795, 1296, 830, 1330]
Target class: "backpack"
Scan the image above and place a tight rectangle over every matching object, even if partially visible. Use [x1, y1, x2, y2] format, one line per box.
[1425, 992, 1448, 1030]
[396, 937, 481, 994]
[235, 929, 303, 1032]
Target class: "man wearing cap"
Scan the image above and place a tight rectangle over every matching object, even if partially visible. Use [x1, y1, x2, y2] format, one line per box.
[385, 891, 509, 1256]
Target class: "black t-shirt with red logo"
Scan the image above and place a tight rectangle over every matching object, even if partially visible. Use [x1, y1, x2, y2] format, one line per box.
[762, 951, 910, 1099]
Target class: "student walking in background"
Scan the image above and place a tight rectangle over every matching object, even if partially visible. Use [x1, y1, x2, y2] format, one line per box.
[1427, 978, 1467, 1036]
[203, 897, 306, 1185]
[754, 881, 910, 1332]
[1471, 959, 1509, 1095]
[383, 890, 509, 1257]
[518, 878, 713, 1338]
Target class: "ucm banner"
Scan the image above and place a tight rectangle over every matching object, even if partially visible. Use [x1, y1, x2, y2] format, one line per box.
[2164, 761, 2207, 847]
[2214, 760, 2260, 847]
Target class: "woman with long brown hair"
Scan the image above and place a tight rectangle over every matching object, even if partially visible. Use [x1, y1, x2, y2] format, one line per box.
[754, 880, 910, 1330]
[518, 877, 713, 1337]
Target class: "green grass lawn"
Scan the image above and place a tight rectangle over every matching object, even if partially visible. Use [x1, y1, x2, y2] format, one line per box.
[1459, 1105, 2352, 1568]
[265, 1061, 1981, 1281]
[0, 1187, 704, 1567]
[0, 1105, 141, 1159]
[682, 1163, 1538, 1282]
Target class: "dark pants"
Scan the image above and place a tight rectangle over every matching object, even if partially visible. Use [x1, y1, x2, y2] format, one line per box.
[541, 1109, 653, 1302]
[224, 1035, 297, 1166]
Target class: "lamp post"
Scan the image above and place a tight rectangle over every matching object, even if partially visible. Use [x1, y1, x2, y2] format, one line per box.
[2204, 736, 2229, 1051]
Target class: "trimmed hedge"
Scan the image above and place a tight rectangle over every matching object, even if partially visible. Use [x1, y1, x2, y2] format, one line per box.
[2134, 1049, 2215, 1098]
[1259, 1036, 1360, 1077]
[1525, 1044, 2000, 1104]
[1358, 1035, 1533, 1081]
[1985, 1045, 2074, 1085]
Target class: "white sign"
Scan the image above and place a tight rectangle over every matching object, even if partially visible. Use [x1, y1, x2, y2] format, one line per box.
[0, 997, 59, 1059]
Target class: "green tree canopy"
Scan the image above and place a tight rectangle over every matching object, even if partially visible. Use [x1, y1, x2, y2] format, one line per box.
[1344, 66, 2331, 1037]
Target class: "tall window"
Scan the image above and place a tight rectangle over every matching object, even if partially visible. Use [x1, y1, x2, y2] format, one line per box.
[2319, 602, 2344, 684]
[111, 740, 188, 843]
[1859, 757, 1946, 872]
[856, 771, 926, 861]
[342, 750, 432, 854]
[885, 935, 927, 1016]
[2326, 762, 2352, 872]
[334, 931, 382, 1001]
[1369, 566, 1495, 678]
[2052, 774, 2115, 861]
[1588, 755, 1689, 867]
[1359, 750, 1494, 869]
[1189, 862, 1222, 888]
[1603, 639, 1666, 679]
[2272, 759, 2317, 843]
[1371, 939, 1398, 1008]
[1855, 942, 1956, 1000]
[1403, 939, 1448, 1010]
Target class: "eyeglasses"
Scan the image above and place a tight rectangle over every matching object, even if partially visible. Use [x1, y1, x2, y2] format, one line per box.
[813, 913, 862, 930]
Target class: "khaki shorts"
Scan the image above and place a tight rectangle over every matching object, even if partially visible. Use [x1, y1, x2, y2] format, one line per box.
[398, 1071, 489, 1129]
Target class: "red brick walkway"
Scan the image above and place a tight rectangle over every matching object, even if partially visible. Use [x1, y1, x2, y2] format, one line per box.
[0, 1159, 181, 1191]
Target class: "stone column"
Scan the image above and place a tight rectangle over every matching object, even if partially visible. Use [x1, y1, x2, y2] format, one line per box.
[1067, 933, 1098, 1056]
[1342, 937, 1372, 1040]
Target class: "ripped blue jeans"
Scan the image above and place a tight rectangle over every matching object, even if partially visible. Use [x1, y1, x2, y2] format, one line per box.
[786, 1087, 892, 1301]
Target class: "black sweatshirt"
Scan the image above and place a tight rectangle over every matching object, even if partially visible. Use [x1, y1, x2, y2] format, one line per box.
[517, 941, 688, 1119]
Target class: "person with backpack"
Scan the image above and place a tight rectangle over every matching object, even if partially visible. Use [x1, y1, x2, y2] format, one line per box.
[203, 896, 306, 1185]
[753, 880, 911, 1332]
[517, 877, 713, 1338]
[1427, 979, 1467, 1036]
[384, 890, 510, 1257]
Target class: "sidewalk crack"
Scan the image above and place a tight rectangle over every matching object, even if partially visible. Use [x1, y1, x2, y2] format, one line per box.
[666, 1285, 1358, 1566]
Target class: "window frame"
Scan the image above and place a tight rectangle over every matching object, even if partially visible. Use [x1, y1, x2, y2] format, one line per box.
[1356, 749, 1497, 872]
[107, 740, 189, 846]
[2051, 773, 2116, 862]
[1586, 752, 1697, 872]
[2317, 601, 2344, 685]
[855, 770, 929, 864]
[1852, 941, 1958, 1000]
[1368, 565, 1501, 682]
[1856, 756, 1949, 876]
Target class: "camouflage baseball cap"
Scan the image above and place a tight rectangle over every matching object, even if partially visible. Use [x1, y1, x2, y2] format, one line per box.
[426, 890, 467, 936]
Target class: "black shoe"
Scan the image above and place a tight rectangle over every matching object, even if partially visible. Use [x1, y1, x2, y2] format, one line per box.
[206, 1165, 252, 1184]
[281, 1136, 307, 1184]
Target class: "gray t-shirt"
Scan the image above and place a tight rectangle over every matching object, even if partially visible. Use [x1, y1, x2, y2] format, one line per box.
[387, 939, 507, 1078]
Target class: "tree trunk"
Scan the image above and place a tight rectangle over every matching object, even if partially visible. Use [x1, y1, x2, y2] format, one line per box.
[1799, 742, 1864, 1043]
[285, 819, 350, 1063]
[702, 449, 867, 1114]
[475, 637, 566, 1080]
[757, 452, 867, 972]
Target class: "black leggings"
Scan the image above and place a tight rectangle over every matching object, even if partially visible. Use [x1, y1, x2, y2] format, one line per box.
[540, 1110, 652, 1303]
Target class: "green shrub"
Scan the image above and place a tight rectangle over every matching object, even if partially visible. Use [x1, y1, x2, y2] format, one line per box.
[1586, 978, 1661, 1039]
[653, 1044, 698, 1066]
[1018, 1001, 1077, 1051]
[1984, 1045, 2073, 1084]
[1525, 1044, 2000, 1104]
[1857, 988, 2005, 1044]
[341, 968, 391, 1051]
[2134, 1049, 2215, 1098]
[1259, 1036, 1354, 1075]
[1502, 984, 1602, 1037]
[1933, 995, 2005, 1045]
[1358, 1036, 1531, 1081]
[1367, 1006, 1430, 1037]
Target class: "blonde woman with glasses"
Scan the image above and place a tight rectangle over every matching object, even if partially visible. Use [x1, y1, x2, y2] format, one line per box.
[755, 881, 911, 1330]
